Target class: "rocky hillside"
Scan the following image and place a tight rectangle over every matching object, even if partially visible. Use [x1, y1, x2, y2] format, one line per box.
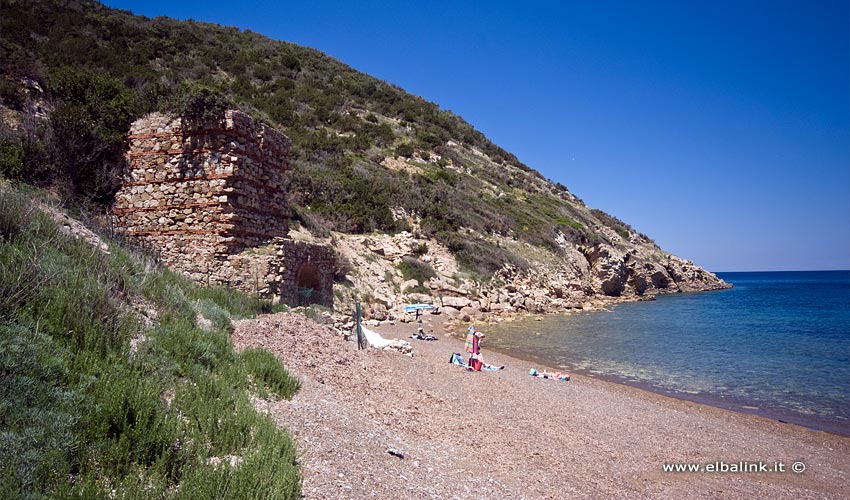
[0, 0, 729, 321]
[297, 207, 728, 326]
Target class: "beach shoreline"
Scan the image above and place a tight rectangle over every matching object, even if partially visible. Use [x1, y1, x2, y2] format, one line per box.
[459, 284, 850, 440]
[436, 311, 850, 438]
[481, 338, 850, 439]
[234, 312, 850, 499]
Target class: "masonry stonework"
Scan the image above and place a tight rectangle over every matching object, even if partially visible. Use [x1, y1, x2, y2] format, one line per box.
[113, 110, 334, 308]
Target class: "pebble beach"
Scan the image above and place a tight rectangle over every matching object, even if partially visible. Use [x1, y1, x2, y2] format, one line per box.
[232, 312, 850, 499]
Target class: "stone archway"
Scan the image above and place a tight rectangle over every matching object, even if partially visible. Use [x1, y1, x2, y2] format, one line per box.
[295, 262, 324, 306]
[276, 240, 334, 308]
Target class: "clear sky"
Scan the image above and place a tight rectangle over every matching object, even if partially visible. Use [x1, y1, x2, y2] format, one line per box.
[103, 0, 849, 272]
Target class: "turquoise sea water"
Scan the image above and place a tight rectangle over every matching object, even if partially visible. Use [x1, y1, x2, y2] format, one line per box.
[485, 271, 850, 435]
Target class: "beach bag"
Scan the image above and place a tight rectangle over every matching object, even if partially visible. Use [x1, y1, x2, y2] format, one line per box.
[468, 356, 482, 371]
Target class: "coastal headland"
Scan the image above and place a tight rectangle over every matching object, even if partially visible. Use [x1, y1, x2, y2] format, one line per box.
[233, 312, 850, 499]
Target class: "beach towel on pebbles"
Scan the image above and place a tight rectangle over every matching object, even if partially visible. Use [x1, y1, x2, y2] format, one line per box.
[449, 352, 504, 371]
[450, 352, 467, 367]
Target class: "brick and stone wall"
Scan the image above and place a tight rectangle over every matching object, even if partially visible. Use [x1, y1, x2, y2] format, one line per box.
[275, 240, 335, 307]
[113, 110, 333, 308]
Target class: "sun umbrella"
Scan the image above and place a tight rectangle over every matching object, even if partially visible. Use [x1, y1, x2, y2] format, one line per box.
[404, 303, 436, 313]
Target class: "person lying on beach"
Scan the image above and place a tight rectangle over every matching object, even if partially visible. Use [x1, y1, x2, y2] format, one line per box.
[528, 368, 570, 381]
[482, 362, 505, 371]
[410, 327, 438, 341]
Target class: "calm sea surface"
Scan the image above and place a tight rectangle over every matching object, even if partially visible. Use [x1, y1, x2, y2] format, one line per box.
[485, 271, 850, 435]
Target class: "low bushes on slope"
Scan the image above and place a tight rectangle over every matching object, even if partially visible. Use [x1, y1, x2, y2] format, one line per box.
[0, 184, 301, 499]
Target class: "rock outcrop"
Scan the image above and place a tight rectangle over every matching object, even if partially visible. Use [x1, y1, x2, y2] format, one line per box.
[328, 223, 729, 326]
[585, 246, 629, 296]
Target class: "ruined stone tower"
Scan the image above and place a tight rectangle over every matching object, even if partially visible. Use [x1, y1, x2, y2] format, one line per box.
[113, 110, 334, 308]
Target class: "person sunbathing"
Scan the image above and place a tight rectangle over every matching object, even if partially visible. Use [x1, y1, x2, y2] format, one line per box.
[409, 327, 437, 341]
[528, 368, 570, 381]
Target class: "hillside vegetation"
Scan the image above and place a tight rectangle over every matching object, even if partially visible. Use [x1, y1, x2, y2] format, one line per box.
[0, 182, 301, 498]
[0, 0, 646, 279]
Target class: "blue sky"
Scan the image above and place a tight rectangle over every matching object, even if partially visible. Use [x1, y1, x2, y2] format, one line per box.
[103, 0, 849, 272]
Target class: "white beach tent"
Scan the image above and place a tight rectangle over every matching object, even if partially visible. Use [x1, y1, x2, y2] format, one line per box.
[360, 326, 412, 354]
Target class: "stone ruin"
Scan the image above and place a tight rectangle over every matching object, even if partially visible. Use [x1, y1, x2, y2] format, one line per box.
[112, 110, 334, 308]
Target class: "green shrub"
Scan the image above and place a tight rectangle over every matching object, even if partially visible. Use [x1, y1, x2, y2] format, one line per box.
[553, 215, 583, 231]
[1, 121, 58, 187]
[590, 209, 634, 241]
[0, 186, 302, 498]
[395, 143, 414, 158]
[48, 67, 136, 203]
[168, 82, 232, 122]
[0, 139, 24, 178]
[410, 242, 428, 257]
[196, 299, 233, 331]
[0, 184, 38, 243]
[240, 348, 300, 399]
[397, 256, 436, 284]
[190, 285, 281, 320]
[81, 363, 184, 480]
[0, 78, 26, 109]
[290, 161, 408, 234]
[441, 232, 529, 279]
[421, 165, 458, 186]
[331, 249, 352, 281]
[0, 322, 80, 494]
[404, 283, 430, 294]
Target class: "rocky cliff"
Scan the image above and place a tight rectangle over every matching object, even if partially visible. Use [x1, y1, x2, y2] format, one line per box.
[292, 200, 729, 326]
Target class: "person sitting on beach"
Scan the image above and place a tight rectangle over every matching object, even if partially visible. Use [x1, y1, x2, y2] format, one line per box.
[463, 325, 507, 371]
[465, 325, 489, 369]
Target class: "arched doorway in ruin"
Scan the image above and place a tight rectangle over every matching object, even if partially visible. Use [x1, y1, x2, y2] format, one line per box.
[294, 262, 324, 306]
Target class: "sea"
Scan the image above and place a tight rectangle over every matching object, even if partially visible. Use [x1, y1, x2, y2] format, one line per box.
[485, 270, 850, 436]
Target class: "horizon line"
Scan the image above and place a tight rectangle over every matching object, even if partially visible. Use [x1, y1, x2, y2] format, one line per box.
[713, 269, 850, 274]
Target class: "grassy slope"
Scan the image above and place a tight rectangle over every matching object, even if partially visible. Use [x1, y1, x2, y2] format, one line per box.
[0, 182, 302, 499]
[0, 0, 649, 279]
